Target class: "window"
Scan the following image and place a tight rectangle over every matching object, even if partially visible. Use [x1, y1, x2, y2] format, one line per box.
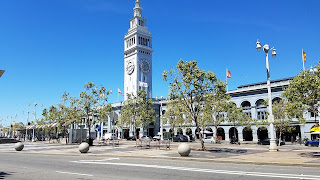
[257, 111, 266, 120]
[256, 99, 267, 120]
[311, 112, 318, 118]
[241, 101, 251, 118]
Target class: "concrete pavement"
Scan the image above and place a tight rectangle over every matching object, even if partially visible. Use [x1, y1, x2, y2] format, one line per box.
[1, 140, 320, 167]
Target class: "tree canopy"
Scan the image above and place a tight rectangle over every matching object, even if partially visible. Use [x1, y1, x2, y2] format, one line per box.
[119, 90, 156, 140]
[163, 59, 223, 150]
[282, 62, 320, 123]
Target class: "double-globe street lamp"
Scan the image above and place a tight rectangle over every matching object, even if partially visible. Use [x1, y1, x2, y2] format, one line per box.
[29, 102, 42, 142]
[256, 39, 278, 151]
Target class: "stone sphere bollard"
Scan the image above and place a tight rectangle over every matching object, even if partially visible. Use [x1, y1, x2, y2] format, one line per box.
[178, 143, 191, 156]
[79, 142, 90, 153]
[15, 142, 24, 151]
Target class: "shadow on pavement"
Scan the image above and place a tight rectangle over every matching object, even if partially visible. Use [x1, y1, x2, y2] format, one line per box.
[207, 148, 247, 154]
[0, 172, 13, 179]
[299, 152, 320, 158]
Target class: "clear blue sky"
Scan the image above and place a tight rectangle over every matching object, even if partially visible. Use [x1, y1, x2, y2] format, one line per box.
[0, 0, 319, 126]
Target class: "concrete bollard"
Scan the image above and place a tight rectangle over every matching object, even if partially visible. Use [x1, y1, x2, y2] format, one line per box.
[15, 142, 24, 151]
[178, 143, 191, 156]
[79, 142, 89, 153]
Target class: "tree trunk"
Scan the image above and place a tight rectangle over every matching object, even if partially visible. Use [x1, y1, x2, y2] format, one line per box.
[214, 124, 218, 144]
[278, 129, 282, 146]
[87, 114, 91, 141]
[195, 118, 205, 151]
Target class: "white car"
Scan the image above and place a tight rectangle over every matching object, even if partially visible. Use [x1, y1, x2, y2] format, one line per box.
[104, 133, 118, 140]
[202, 137, 220, 143]
[153, 135, 161, 141]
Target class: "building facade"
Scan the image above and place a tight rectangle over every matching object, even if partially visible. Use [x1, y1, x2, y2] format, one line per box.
[102, 0, 319, 143]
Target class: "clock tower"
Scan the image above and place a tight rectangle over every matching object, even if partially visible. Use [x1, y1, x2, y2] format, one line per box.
[124, 0, 153, 100]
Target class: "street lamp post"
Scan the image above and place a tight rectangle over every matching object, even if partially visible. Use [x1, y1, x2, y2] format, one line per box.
[310, 66, 319, 147]
[24, 111, 30, 141]
[159, 96, 164, 141]
[256, 39, 278, 151]
[29, 102, 42, 142]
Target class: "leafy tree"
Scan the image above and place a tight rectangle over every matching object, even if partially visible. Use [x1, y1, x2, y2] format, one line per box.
[163, 60, 219, 150]
[162, 100, 185, 137]
[226, 102, 252, 141]
[40, 105, 60, 138]
[283, 62, 320, 124]
[119, 90, 156, 141]
[95, 87, 112, 139]
[202, 80, 230, 143]
[78, 82, 111, 143]
[271, 99, 305, 146]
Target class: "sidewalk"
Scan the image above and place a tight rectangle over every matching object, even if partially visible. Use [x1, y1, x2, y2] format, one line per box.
[1, 140, 320, 167]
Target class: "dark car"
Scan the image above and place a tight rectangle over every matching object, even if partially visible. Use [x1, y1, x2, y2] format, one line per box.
[305, 139, 319, 147]
[257, 138, 285, 146]
[126, 136, 136, 141]
[172, 134, 188, 142]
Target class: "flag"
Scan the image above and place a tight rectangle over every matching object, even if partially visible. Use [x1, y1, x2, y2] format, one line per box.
[303, 51, 307, 63]
[226, 69, 231, 78]
[0, 70, 5, 77]
[118, 88, 123, 96]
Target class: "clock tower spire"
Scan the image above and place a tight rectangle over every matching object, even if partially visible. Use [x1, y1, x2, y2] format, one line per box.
[124, 0, 153, 101]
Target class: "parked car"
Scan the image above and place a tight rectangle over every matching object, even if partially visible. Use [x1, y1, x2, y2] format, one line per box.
[153, 135, 161, 141]
[172, 134, 188, 142]
[202, 136, 220, 143]
[140, 135, 152, 141]
[305, 139, 319, 147]
[126, 136, 136, 141]
[257, 138, 285, 146]
[104, 133, 118, 140]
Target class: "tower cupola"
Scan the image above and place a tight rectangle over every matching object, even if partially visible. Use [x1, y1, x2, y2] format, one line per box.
[134, 0, 143, 17]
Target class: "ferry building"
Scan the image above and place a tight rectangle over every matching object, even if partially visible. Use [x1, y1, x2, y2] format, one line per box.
[102, 0, 319, 143]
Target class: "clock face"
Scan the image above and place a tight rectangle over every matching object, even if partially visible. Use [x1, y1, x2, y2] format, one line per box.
[139, 59, 150, 73]
[126, 60, 135, 75]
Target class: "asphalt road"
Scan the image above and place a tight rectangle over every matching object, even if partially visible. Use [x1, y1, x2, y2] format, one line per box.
[0, 152, 320, 180]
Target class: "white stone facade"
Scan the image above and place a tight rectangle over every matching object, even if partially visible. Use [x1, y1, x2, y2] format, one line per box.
[124, 0, 153, 100]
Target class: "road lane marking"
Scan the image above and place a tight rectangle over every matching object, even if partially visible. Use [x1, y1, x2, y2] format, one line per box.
[70, 161, 320, 179]
[78, 158, 120, 162]
[56, 171, 93, 177]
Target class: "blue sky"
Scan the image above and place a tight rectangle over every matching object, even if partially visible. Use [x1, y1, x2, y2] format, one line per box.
[0, 0, 319, 126]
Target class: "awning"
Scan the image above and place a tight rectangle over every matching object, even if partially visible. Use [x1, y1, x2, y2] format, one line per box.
[311, 125, 319, 132]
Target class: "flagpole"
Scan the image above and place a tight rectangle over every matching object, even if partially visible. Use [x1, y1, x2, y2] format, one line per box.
[302, 49, 305, 70]
[117, 91, 119, 102]
[226, 68, 228, 92]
